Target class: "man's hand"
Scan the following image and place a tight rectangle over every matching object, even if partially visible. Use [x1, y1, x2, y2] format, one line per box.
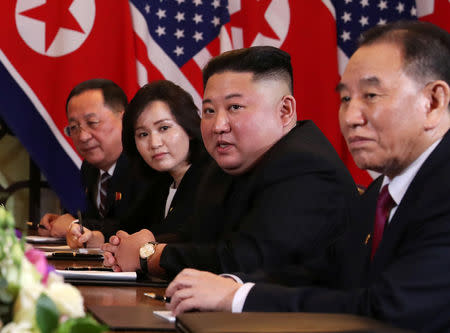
[66, 223, 104, 248]
[66, 222, 89, 248]
[102, 235, 121, 271]
[37, 213, 60, 236]
[102, 229, 155, 272]
[165, 269, 241, 315]
[38, 213, 74, 237]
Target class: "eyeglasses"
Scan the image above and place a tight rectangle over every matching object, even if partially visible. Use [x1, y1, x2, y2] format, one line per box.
[64, 120, 101, 137]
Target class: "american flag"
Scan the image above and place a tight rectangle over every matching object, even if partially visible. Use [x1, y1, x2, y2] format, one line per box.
[332, 0, 417, 74]
[129, 0, 233, 107]
[0, 0, 448, 214]
[132, 0, 229, 67]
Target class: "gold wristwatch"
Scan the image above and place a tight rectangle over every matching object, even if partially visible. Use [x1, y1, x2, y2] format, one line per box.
[139, 241, 158, 274]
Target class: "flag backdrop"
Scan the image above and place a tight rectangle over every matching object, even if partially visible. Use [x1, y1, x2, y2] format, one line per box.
[0, 0, 449, 213]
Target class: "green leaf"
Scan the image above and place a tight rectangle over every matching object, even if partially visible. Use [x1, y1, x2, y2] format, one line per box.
[36, 293, 60, 333]
[56, 315, 108, 333]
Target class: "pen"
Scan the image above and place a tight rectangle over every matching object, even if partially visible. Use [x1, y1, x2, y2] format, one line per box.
[52, 252, 103, 259]
[77, 210, 86, 248]
[27, 221, 48, 230]
[144, 292, 171, 303]
[65, 267, 113, 271]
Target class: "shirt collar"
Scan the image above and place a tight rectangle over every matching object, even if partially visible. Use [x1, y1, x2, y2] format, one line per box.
[100, 163, 116, 178]
[382, 138, 442, 206]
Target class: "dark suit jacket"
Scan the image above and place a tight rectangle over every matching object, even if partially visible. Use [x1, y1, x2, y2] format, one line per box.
[145, 153, 214, 239]
[244, 129, 450, 333]
[160, 121, 358, 278]
[81, 153, 156, 240]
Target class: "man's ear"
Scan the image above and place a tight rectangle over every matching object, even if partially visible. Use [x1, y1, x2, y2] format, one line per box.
[279, 95, 297, 127]
[424, 80, 450, 130]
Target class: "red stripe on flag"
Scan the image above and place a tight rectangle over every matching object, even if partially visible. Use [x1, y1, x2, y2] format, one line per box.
[134, 32, 165, 84]
[419, 0, 450, 32]
[180, 59, 204, 97]
[279, 1, 372, 186]
[205, 36, 221, 56]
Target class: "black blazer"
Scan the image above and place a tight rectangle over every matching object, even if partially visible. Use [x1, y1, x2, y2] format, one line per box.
[145, 153, 215, 239]
[244, 129, 450, 333]
[81, 153, 156, 240]
[160, 121, 358, 277]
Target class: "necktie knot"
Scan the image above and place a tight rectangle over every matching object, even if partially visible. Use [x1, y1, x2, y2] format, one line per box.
[371, 184, 396, 260]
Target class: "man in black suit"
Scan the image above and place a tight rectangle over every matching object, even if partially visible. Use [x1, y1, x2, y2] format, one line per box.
[165, 21, 450, 333]
[39, 79, 152, 242]
[102, 47, 357, 279]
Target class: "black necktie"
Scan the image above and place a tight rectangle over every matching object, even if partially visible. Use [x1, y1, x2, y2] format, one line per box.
[99, 172, 111, 217]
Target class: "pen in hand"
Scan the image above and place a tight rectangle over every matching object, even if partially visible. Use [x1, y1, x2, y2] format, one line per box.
[77, 210, 86, 248]
[144, 292, 171, 303]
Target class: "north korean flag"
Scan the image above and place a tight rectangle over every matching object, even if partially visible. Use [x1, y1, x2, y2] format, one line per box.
[0, 0, 138, 213]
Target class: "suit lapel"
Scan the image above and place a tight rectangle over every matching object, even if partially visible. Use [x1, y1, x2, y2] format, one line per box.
[103, 153, 127, 217]
[86, 167, 100, 211]
[369, 130, 450, 280]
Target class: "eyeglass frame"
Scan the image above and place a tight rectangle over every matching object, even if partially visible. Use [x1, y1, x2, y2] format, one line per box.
[63, 119, 102, 137]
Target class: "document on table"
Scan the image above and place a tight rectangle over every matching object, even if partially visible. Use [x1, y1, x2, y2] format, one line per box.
[26, 235, 66, 243]
[153, 311, 175, 322]
[56, 269, 137, 281]
[32, 245, 72, 251]
[45, 248, 104, 259]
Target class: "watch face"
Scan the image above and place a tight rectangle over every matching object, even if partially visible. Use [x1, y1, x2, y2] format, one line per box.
[139, 243, 156, 259]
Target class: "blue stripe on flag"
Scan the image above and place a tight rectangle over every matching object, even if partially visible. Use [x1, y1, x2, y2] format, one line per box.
[0, 62, 86, 215]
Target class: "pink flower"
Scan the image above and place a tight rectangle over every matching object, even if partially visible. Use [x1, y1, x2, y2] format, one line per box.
[25, 248, 55, 284]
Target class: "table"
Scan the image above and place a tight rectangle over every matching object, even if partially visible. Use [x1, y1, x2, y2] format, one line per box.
[50, 259, 174, 333]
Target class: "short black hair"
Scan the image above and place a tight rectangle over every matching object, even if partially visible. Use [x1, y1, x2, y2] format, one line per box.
[202, 46, 293, 93]
[66, 78, 128, 114]
[359, 21, 450, 87]
[122, 80, 202, 177]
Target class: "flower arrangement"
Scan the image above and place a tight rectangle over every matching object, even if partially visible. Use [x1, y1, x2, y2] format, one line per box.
[0, 206, 107, 333]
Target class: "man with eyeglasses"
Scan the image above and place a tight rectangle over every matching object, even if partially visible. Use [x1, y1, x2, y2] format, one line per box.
[39, 79, 154, 245]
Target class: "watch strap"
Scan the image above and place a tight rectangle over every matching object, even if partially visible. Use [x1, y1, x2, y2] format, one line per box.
[140, 256, 149, 274]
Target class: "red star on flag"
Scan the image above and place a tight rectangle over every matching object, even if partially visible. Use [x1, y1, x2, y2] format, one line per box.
[231, 0, 279, 47]
[19, 0, 84, 51]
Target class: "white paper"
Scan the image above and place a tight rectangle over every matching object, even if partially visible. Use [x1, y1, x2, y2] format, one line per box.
[56, 269, 137, 281]
[26, 235, 66, 243]
[44, 248, 103, 258]
[32, 245, 72, 251]
[153, 311, 175, 322]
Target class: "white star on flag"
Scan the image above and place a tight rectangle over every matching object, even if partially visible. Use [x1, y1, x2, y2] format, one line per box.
[359, 16, 369, 27]
[156, 8, 166, 19]
[342, 12, 352, 23]
[173, 45, 184, 56]
[174, 28, 184, 39]
[175, 11, 185, 22]
[192, 13, 203, 24]
[341, 30, 351, 41]
[193, 31, 203, 42]
[155, 25, 166, 36]
[378, 1, 387, 10]
[211, 16, 220, 27]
